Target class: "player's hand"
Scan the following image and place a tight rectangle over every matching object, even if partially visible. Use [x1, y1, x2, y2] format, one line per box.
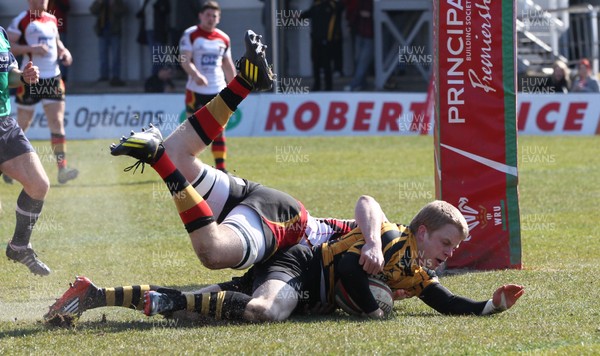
[21, 61, 40, 85]
[359, 241, 384, 275]
[59, 50, 73, 66]
[31, 44, 49, 56]
[193, 72, 208, 86]
[492, 284, 524, 311]
[392, 289, 410, 301]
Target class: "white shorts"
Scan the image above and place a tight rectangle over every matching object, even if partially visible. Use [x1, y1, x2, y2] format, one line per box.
[192, 165, 265, 269]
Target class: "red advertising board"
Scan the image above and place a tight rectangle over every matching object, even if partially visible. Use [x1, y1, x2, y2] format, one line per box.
[435, 0, 521, 269]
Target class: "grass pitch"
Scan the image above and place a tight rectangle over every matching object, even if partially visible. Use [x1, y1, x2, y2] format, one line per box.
[0, 135, 599, 354]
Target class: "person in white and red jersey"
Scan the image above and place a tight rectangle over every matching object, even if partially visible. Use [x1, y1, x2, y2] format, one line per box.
[179, 0, 236, 173]
[6, 0, 78, 185]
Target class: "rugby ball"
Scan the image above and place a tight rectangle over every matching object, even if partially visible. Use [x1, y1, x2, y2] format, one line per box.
[335, 277, 394, 317]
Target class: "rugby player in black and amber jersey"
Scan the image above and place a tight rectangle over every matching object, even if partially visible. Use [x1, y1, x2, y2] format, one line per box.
[306, 200, 524, 318]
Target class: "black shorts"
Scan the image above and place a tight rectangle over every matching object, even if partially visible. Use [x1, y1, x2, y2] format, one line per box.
[217, 244, 313, 298]
[15, 74, 66, 106]
[185, 90, 217, 113]
[219, 175, 308, 259]
[0, 116, 35, 166]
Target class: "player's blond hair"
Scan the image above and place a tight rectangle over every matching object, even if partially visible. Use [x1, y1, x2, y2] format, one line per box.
[409, 200, 468, 239]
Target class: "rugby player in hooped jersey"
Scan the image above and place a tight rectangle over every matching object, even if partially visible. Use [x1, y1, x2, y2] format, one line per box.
[179, 0, 236, 173]
[7, 0, 78, 184]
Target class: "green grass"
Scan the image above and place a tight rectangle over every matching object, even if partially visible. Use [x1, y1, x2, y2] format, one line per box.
[1, 135, 599, 354]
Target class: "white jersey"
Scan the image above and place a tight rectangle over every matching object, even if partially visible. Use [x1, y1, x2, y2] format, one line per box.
[8, 10, 61, 78]
[179, 26, 231, 95]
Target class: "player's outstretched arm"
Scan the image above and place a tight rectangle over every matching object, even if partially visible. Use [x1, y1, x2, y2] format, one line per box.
[419, 283, 525, 316]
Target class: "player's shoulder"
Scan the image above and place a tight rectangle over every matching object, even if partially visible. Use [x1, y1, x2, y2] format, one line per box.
[183, 25, 198, 35]
[8, 11, 29, 33]
[213, 28, 230, 41]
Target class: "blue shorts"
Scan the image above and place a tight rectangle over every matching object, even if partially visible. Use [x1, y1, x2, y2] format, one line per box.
[0, 116, 35, 166]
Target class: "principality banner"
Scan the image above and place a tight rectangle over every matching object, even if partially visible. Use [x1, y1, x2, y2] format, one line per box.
[434, 0, 521, 269]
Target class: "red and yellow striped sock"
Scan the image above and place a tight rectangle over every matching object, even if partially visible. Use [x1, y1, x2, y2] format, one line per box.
[211, 133, 227, 171]
[151, 151, 215, 232]
[188, 76, 251, 146]
[51, 133, 67, 169]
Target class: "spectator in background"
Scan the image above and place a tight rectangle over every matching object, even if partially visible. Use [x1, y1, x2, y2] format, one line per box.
[90, 0, 128, 87]
[544, 60, 570, 94]
[344, 0, 374, 91]
[302, 0, 343, 91]
[137, 0, 171, 76]
[331, 0, 344, 78]
[144, 67, 175, 93]
[178, 1, 236, 173]
[7, 0, 79, 185]
[47, 0, 70, 83]
[570, 58, 600, 93]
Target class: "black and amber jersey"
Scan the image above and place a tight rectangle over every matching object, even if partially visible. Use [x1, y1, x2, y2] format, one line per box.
[309, 221, 439, 307]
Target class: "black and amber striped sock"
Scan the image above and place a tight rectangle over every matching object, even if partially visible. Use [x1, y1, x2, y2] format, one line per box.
[51, 133, 67, 169]
[211, 133, 227, 171]
[98, 285, 161, 310]
[151, 151, 215, 232]
[188, 76, 251, 146]
[175, 291, 252, 320]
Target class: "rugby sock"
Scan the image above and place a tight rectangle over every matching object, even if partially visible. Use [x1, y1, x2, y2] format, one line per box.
[51, 133, 67, 170]
[211, 133, 227, 171]
[99, 285, 160, 310]
[188, 76, 251, 146]
[10, 190, 44, 247]
[173, 291, 252, 320]
[151, 151, 215, 232]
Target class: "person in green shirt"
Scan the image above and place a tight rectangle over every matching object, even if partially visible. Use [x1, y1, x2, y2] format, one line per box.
[0, 26, 51, 276]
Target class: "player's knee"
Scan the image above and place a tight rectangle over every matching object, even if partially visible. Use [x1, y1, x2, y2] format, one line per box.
[259, 303, 292, 322]
[23, 174, 50, 200]
[194, 237, 225, 269]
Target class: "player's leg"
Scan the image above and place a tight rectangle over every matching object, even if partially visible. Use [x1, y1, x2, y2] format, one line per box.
[162, 29, 274, 181]
[144, 245, 312, 322]
[43, 99, 78, 184]
[44, 276, 164, 320]
[110, 128, 244, 268]
[162, 76, 251, 181]
[211, 132, 227, 172]
[0, 118, 51, 276]
[16, 105, 34, 132]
